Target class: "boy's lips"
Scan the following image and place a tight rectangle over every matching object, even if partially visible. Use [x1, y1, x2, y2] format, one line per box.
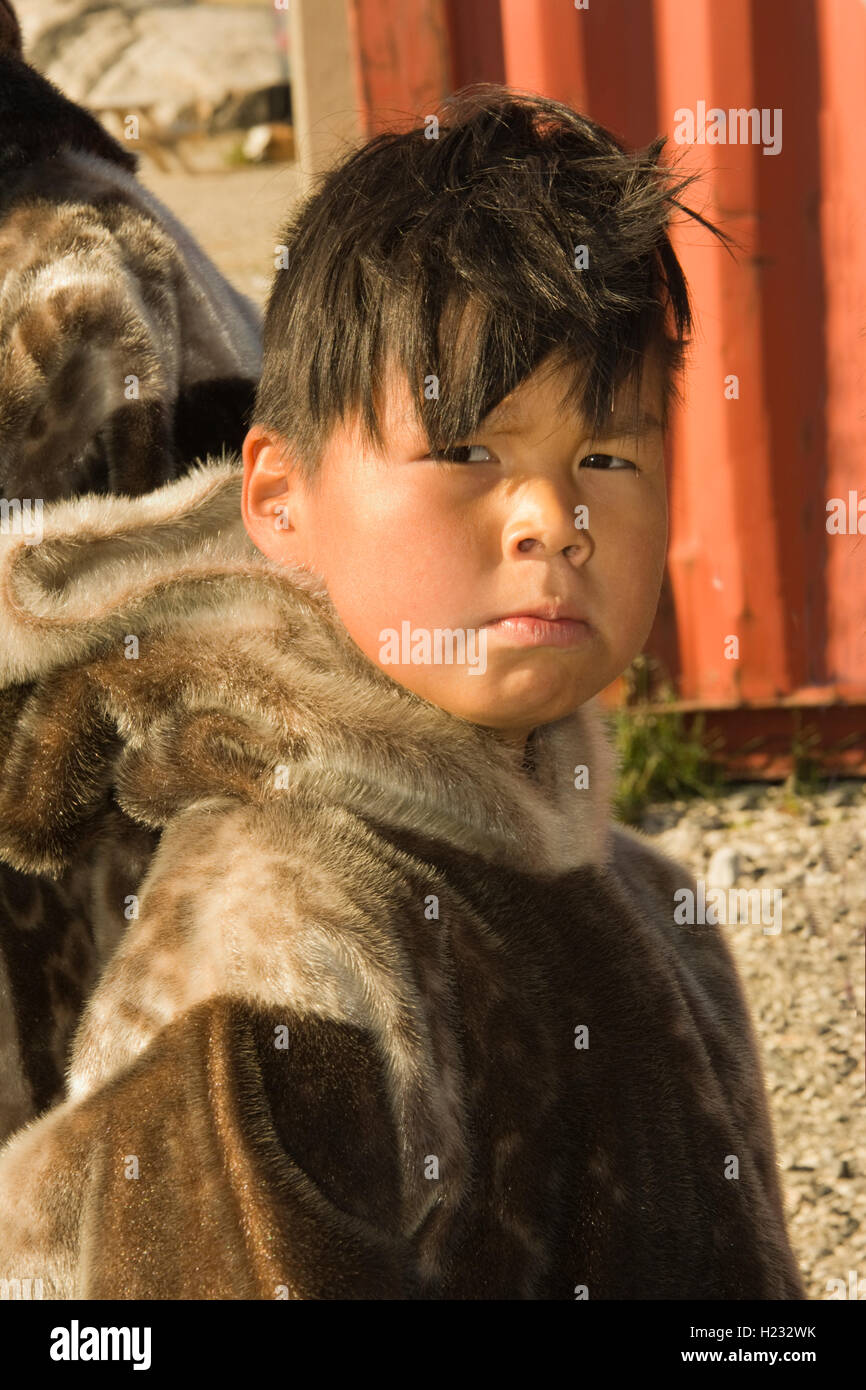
[482, 602, 588, 624]
[480, 605, 592, 648]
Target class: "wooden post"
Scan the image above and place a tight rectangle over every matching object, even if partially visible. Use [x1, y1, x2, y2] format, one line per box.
[289, 0, 364, 186]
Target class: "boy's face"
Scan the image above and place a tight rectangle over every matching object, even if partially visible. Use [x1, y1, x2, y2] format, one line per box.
[242, 354, 668, 754]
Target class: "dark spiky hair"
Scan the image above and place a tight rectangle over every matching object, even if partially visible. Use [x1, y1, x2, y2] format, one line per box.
[254, 84, 734, 479]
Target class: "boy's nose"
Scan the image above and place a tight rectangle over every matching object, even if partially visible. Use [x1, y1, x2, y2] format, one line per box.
[503, 475, 594, 559]
[511, 517, 593, 563]
[514, 533, 593, 565]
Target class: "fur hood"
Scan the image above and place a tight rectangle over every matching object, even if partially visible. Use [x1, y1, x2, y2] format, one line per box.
[0, 455, 616, 879]
[0, 458, 805, 1299]
[0, 51, 138, 177]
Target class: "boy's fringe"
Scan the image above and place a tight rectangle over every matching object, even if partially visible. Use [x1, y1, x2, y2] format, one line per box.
[255, 83, 739, 476]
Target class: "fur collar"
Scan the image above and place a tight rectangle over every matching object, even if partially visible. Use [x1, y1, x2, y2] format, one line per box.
[0, 52, 138, 176]
[0, 455, 616, 877]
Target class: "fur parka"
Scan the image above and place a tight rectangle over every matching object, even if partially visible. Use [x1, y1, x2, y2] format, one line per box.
[0, 51, 262, 504]
[0, 458, 805, 1299]
[0, 45, 263, 1127]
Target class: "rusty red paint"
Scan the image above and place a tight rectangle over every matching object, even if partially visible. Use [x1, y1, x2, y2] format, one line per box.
[347, 0, 866, 773]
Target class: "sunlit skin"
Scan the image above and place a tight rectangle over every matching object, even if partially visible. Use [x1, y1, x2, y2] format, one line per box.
[241, 353, 669, 761]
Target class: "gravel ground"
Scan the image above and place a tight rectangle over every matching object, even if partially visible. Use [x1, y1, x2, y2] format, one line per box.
[637, 781, 865, 1301]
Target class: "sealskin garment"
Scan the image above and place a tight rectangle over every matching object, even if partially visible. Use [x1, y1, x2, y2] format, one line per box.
[0, 459, 805, 1300]
[0, 48, 262, 1127]
[0, 50, 262, 504]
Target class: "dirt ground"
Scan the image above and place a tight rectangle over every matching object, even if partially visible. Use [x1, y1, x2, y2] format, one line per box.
[138, 160, 306, 309]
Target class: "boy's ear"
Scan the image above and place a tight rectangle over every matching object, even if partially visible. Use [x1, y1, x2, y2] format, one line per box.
[241, 425, 304, 564]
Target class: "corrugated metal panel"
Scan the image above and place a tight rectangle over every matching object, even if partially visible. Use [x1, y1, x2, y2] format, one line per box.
[348, 0, 452, 132]
[347, 0, 865, 771]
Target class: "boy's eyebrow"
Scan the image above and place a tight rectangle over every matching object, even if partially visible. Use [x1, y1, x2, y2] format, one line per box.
[599, 409, 664, 438]
[479, 400, 528, 431]
[479, 401, 663, 437]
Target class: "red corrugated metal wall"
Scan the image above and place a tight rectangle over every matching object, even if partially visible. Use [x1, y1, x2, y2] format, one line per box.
[347, 0, 865, 774]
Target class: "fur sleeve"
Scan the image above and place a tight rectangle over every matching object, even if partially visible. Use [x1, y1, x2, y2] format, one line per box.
[0, 996, 418, 1299]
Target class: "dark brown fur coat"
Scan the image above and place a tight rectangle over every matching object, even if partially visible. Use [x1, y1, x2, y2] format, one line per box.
[0, 51, 262, 504]
[0, 459, 805, 1299]
[0, 46, 263, 1148]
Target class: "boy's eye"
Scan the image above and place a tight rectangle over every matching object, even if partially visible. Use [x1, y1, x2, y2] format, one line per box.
[423, 446, 637, 470]
[426, 444, 493, 464]
[579, 453, 637, 471]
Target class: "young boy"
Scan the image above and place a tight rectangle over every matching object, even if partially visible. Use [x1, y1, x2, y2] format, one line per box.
[0, 88, 804, 1299]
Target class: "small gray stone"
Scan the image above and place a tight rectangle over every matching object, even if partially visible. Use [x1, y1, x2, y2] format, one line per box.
[707, 845, 740, 888]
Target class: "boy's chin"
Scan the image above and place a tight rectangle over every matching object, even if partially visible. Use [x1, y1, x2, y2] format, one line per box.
[386, 671, 591, 733]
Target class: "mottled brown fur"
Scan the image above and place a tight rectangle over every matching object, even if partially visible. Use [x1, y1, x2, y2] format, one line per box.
[0, 51, 261, 504]
[0, 460, 805, 1298]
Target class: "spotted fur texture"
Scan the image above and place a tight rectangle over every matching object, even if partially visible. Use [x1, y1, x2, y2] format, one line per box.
[0, 51, 262, 504]
[0, 46, 262, 1138]
[0, 458, 805, 1298]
